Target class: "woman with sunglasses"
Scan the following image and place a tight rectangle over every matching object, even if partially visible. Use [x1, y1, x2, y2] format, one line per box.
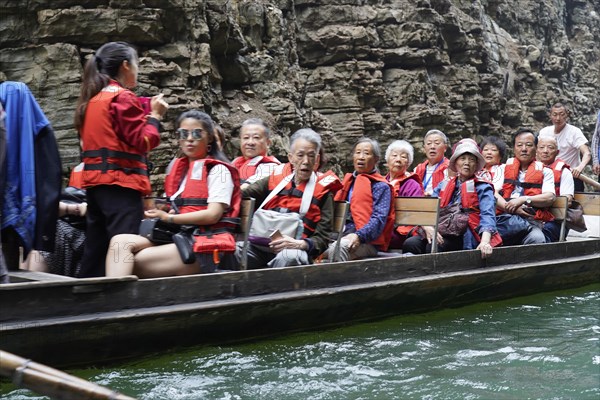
[106, 110, 242, 278]
[74, 41, 169, 277]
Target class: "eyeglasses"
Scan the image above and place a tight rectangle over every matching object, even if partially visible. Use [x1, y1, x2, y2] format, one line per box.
[176, 128, 205, 140]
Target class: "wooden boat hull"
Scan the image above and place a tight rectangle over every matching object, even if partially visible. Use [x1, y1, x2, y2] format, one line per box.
[1, 239, 599, 367]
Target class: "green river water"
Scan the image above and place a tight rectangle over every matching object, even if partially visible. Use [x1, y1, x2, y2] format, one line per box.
[2, 284, 599, 399]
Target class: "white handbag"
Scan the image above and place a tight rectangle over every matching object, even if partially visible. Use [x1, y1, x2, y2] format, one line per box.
[249, 172, 316, 240]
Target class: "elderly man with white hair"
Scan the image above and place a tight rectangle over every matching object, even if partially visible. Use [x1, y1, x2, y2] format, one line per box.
[537, 136, 575, 203]
[238, 128, 342, 268]
[536, 135, 574, 242]
[414, 129, 450, 195]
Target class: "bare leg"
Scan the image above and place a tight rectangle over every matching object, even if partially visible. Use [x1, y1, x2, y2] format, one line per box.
[132, 243, 201, 278]
[22, 250, 49, 272]
[106, 234, 155, 277]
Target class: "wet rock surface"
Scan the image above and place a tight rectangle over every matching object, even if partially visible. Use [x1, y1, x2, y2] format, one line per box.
[1, 0, 598, 187]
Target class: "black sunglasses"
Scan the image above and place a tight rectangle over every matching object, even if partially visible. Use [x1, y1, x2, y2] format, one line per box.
[176, 128, 205, 140]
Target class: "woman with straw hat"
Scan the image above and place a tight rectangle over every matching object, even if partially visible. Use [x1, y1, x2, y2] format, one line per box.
[402, 140, 502, 258]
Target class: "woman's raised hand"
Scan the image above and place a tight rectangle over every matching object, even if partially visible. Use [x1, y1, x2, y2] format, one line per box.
[150, 93, 168, 120]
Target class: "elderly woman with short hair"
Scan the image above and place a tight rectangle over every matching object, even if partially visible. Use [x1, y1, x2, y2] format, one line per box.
[385, 140, 423, 197]
[328, 137, 395, 261]
[403, 141, 502, 258]
[384, 140, 424, 249]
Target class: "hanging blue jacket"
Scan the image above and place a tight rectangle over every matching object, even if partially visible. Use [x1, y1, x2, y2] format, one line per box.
[0, 81, 50, 253]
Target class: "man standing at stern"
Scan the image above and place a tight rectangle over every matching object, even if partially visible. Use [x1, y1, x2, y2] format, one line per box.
[539, 103, 591, 192]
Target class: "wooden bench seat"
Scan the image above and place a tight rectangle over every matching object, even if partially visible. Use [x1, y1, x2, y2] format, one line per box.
[574, 192, 600, 216]
[395, 197, 440, 253]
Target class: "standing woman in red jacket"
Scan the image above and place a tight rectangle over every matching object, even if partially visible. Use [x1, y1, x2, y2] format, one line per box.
[74, 41, 168, 277]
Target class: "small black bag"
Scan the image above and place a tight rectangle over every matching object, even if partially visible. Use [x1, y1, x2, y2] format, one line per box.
[139, 218, 197, 264]
[139, 218, 181, 244]
[173, 231, 196, 264]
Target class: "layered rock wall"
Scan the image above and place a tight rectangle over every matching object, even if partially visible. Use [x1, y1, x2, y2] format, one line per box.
[1, 0, 598, 186]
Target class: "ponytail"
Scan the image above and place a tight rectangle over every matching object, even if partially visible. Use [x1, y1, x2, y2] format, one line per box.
[74, 42, 138, 132]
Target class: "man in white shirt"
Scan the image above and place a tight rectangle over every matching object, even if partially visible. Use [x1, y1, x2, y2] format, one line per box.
[538, 103, 591, 192]
[494, 129, 556, 245]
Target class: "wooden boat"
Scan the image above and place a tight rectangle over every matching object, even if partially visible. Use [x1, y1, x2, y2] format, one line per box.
[1, 237, 599, 368]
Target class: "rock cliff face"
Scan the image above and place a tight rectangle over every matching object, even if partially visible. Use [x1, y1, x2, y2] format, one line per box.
[1, 0, 598, 186]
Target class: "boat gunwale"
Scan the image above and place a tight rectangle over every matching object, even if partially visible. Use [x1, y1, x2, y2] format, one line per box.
[2, 239, 598, 292]
[0, 240, 598, 325]
[1, 249, 598, 331]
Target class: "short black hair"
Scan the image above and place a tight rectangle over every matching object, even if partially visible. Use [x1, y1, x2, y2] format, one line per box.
[479, 136, 507, 160]
[512, 128, 537, 146]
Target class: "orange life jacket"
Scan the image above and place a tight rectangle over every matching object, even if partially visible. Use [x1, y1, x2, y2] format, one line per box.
[545, 158, 570, 196]
[264, 165, 342, 238]
[164, 157, 242, 253]
[232, 155, 281, 181]
[68, 162, 85, 189]
[414, 157, 449, 192]
[438, 177, 502, 247]
[335, 172, 395, 250]
[80, 83, 152, 194]
[501, 158, 554, 222]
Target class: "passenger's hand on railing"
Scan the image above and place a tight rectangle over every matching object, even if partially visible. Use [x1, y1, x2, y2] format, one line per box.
[476, 232, 493, 259]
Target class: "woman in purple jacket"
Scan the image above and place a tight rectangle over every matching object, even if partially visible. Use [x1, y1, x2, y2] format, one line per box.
[384, 140, 424, 249]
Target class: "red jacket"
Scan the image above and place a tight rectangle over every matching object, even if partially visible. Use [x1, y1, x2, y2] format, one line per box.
[545, 158, 570, 196]
[165, 157, 242, 252]
[335, 172, 395, 250]
[80, 83, 156, 194]
[439, 177, 502, 247]
[264, 165, 342, 238]
[233, 155, 281, 181]
[414, 158, 449, 192]
[501, 158, 554, 222]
